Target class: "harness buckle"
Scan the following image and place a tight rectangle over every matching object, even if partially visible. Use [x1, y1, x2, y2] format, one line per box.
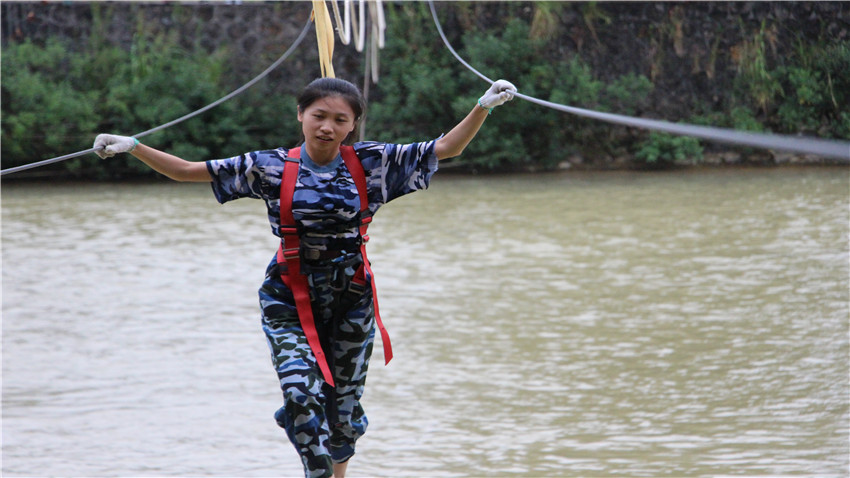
[282, 247, 300, 260]
[348, 280, 366, 296]
[302, 248, 321, 261]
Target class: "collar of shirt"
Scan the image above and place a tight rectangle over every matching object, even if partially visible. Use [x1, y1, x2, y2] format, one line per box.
[298, 147, 343, 173]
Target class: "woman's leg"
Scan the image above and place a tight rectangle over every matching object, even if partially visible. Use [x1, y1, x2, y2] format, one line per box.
[259, 267, 374, 477]
[333, 460, 349, 478]
[328, 290, 376, 465]
[264, 309, 336, 478]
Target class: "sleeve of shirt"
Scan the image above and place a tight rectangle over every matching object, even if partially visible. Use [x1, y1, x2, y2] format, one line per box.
[353, 139, 439, 209]
[206, 149, 286, 204]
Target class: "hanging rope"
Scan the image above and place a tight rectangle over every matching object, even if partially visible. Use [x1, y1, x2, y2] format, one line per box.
[1, 14, 313, 177]
[368, 0, 385, 82]
[427, 1, 850, 161]
[330, 0, 365, 52]
[328, 0, 385, 83]
[313, 0, 336, 78]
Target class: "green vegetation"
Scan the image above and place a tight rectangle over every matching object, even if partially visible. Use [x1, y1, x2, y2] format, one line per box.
[371, 8, 654, 171]
[773, 42, 850, 138]
[728, 21, 849, 141]
[636, 132, 703, 166]
[2, 6, 299, 178]
[1, 2, 847, 178]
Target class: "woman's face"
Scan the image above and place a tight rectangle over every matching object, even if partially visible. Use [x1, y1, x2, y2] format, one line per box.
[298, 95, 357, 155]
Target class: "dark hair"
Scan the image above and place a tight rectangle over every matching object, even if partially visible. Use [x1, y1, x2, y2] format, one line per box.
[297, 78, 365, 145]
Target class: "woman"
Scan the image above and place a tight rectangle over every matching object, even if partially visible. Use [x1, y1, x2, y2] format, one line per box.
[93, 77, 515, 478]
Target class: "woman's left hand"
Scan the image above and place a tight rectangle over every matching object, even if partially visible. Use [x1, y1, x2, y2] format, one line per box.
[478, 80, 517, 109]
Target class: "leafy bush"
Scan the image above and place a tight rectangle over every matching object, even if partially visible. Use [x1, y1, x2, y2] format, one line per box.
[729, 106, 765, 132]
[1, 39, 99, 171]
[372, 7, 656, 171]
[1, 25, 299, 179]
[729, 25, 849, 141]
[601, 73, 653, 116]
[635, 132, 703, 166]
[772, 41, 849, 138]
[457, 17, 655, 168]
[457, 18, 565, 170]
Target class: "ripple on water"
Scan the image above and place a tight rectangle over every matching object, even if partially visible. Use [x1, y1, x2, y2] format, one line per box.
[3, 170, 848, 476]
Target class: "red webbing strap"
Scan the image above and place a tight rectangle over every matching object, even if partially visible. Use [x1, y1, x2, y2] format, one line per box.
[278, 147, 335, 387]
[340, 146, 393, 364]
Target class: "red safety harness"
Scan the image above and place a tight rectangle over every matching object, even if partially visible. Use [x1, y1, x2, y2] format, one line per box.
[275, 146, 392, 388]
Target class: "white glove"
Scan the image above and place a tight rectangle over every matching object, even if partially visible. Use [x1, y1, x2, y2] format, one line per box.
[93, 134, 138, 159]
[478, 79, 517, 110]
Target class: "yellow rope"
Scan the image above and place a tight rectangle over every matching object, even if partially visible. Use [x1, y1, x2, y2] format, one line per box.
[312, 1, 335, 78]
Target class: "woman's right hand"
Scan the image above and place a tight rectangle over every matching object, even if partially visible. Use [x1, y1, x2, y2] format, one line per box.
[93, 134, 139, 159]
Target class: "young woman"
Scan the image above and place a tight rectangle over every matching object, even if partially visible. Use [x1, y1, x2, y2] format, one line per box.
[93, 77, 515, 478]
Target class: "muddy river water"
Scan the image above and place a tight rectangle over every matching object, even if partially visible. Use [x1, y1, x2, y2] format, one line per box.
[2, 167, 847, 476]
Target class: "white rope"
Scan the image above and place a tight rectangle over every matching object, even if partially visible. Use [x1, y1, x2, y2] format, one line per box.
[428, 1, 850, 162]
[328, 0, 386, 81]
[369, 1, 381, 82]
[330, 0, 384, 58]
[375, 0, 385, 49]
[330, 0, 350, 45]
[1, 14, 313, 177]
[347, 0, 365, 52]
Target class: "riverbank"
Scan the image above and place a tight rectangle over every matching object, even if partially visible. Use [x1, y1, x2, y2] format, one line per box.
[2, 2, 847, 178]
[2, 151, 847, 182]
[435, 150, 850, 174]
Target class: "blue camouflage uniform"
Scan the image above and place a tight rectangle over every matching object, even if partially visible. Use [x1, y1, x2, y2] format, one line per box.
[206, 140, 438, 478]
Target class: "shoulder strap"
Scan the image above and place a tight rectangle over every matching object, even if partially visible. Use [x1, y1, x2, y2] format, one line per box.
[279, 147, 301, 232]
[340, 145, 393, 365]
[277, 147, 336, 387]
[340, 145, 369, 213]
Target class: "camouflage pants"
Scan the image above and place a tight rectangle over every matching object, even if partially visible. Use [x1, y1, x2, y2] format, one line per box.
[261, 263, 375, 478]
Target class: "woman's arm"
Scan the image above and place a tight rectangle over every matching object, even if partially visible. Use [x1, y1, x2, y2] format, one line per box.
[434, 80, 516, 161]
[434, 105, 490, 160]
[131, 143, 211, 182]
[93, 134, 211, 182]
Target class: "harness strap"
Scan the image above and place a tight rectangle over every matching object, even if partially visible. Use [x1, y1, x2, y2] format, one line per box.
[277, 146, 393, 389]
[277, 150, 334, 386]
[340, 145, 393, 365]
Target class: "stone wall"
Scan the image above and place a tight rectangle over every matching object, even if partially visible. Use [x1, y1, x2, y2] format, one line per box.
[3, 2, 307, 53]
[5, 1, 846, 100]
[2, 2, 336, 82]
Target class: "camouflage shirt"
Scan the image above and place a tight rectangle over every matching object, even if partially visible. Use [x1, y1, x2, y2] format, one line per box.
[206, 139, 438, 258]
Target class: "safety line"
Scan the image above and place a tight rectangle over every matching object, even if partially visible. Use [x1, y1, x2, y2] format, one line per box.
[428, 1, 850, 161]
[0, 15, 313, 177]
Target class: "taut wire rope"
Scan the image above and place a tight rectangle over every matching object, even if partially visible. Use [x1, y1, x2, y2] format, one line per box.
[428, 1, 850, 161]
[0, 14, 313, 177]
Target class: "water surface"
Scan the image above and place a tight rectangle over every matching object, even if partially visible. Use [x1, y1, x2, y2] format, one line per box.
[3, 167, 848, 476]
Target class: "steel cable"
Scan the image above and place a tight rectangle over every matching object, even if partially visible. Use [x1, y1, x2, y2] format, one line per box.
[428, 1, 849, 161]
[1, 14, 313, 177]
